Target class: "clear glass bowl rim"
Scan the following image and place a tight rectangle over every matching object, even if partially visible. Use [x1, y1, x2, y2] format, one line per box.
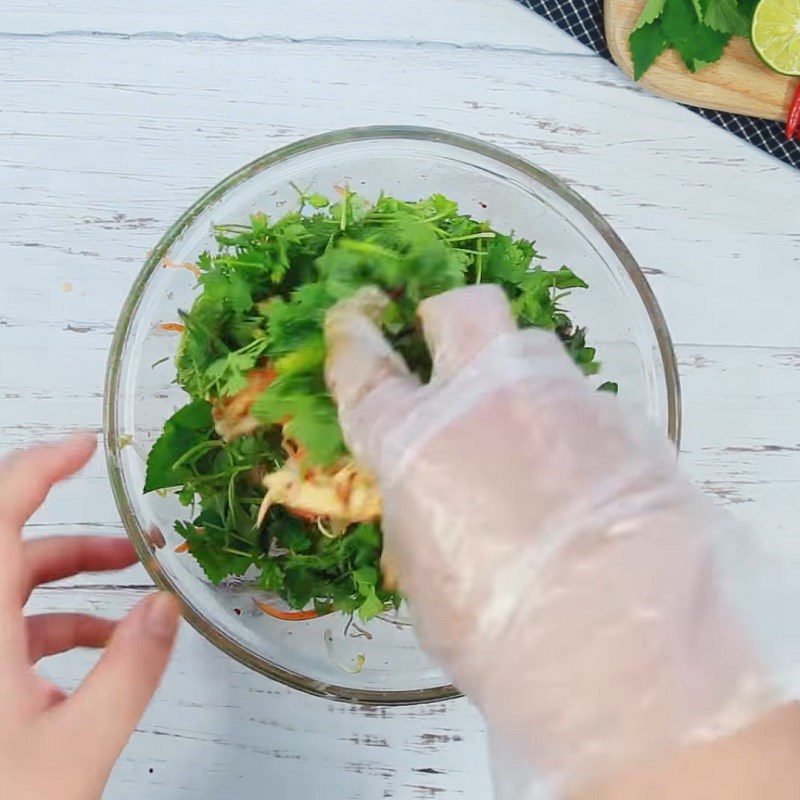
[103, 125, 682, 706]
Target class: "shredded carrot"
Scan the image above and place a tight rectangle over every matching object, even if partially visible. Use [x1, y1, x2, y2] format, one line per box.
[162, 258, 201, 277]
[253, 599, 331, 621]
[174, 541, 190, 553]
[158, 322, 185, 333]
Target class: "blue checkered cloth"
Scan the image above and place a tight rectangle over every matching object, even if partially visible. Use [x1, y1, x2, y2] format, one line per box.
[516, 0, 800, 168]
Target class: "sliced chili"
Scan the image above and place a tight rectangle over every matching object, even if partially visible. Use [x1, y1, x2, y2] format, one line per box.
[785, 82, 800, 140]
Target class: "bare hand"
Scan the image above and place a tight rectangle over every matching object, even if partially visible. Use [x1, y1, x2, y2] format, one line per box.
[0, 434, 180, 800]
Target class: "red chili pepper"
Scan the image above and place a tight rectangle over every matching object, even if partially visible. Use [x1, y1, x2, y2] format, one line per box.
[785, 82, 800, 141]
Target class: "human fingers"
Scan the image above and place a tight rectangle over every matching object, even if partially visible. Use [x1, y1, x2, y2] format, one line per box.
[417, 284, 516, 381]
[325, 288, 419, 464]
[0, 434, 97, 531]
[26, 613, 117, 662]
[0, 435, 97, 678]
[22, 536, 137, 602]
[53, 592, 179, 769]
[325, 287, 418, 411]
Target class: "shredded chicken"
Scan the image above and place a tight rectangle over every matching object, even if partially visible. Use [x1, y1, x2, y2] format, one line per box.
[212, 366, 275, 441]
[257, 454, 381, 529]
[216, 367, 391, 582]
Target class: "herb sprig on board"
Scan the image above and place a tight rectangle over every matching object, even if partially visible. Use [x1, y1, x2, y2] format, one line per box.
[145, 189, 613, 620]
[630, 0, 759, 79]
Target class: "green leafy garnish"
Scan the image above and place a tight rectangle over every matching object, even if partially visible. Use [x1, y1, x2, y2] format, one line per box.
[703, 0, 752, 36]
[146, 190, 614, 619]
[662, 0, 730, 72]
[631, 22, 671, 79]
[635, 0, 668, 28]
[144, 400, 214, 493]
[629, 0, 756, 78]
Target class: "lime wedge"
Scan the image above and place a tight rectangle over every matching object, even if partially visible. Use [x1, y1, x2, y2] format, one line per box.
[751, 0, 800, 76]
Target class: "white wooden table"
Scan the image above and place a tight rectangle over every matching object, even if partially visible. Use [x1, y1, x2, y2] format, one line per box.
[1, 1, 799, 797]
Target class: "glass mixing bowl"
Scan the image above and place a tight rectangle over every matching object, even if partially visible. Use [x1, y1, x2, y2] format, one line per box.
[104, 126, 680, 704]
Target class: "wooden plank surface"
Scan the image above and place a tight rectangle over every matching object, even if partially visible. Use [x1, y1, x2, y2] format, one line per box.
[0, 0, 583, 51]
[605, 0, 796, 121]
[1, 2, 799, 797]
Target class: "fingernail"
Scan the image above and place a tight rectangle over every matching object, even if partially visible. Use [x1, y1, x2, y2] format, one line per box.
[145, 592, 180, 641]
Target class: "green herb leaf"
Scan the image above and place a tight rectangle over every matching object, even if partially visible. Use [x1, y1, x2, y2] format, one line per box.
[251, 373, 345, 465]
[704, 0, 751, 36]
[634, 0, 668, 28]
[661, 0, 730, 72]
[152, 191, 611, 615]
[737, 0, 759, 22]
[630, 0, 734, 79]
[269, 510, 313, 553]
[144, 400, 214, 493]
[630, 22, 670, 79]
[308, 193, 330, 209]
[256, 558, 285, 592]
[358, 590, 386, 621]
[200, 269, 253, 315]
[176, 520, 255, 584]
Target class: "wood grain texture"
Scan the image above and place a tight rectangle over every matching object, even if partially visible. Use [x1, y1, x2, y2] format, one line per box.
[0, 0, 586, 53]
[1, 1, 799, 797]
[605, 0, 796, 120]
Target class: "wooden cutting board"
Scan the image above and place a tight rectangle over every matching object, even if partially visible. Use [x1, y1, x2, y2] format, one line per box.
[605, 0, 796, 121]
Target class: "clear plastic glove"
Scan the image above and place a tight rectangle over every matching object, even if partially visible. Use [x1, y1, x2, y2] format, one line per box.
[325, 285, 785, 798]
[0, 435, 180, 800]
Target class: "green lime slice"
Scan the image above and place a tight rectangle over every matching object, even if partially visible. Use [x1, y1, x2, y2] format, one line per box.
[751, 0, 800, 76]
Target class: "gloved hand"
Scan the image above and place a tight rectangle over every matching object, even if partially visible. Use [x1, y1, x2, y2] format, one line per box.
[325, 285, 781, 798]
[0, 435, 180, 800]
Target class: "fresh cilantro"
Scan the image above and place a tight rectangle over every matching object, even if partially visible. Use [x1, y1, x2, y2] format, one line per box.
[251, 370, 346, 465]
[268, 508, 313, 553]
[357, 590, 386, 621]
[147, 191, 615, 616]
[562, 327, 600, 377]
[176, 519, 254, 584]
[256, 558, 285, 593]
